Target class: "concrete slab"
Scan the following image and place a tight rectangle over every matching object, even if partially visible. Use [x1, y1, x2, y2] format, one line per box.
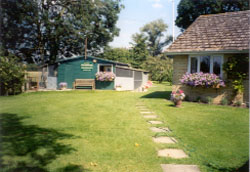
[148, 121, 163, 124]
[140, 111, 153, 114]
[158, 149, 188, 159]
[143, 115, 158, 119]
[150, 127, 169, 132]
[153, 137, 176, 144]
[161, 164, 200, 172]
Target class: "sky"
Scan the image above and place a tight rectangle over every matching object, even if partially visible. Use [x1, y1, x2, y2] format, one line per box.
[109, 0, 182, 48]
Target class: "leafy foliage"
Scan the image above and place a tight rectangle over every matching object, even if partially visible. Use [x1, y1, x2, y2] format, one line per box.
[223, 54, 249, 93]
[0, 54, 25, 95]
[100, 47, 133, 65]
[140, 19, 172, 56]
[176, 0, 249, 31]
[143, 55, 173, 83]
[0, 0, 123, 64]
[130, 33, 149, 68]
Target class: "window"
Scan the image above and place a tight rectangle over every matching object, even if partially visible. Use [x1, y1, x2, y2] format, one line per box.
[190, 57, 198, 73]
[200, 56, 210, 73]
[188, 55, 223, 77]
[213, 56, 222, 76]
[99, 64, 113, 72]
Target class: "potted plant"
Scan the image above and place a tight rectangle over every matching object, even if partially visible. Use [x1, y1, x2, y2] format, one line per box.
[59, 82, 67, 90]
[115, 84, 122, 91]
[171, 89, 185, 107]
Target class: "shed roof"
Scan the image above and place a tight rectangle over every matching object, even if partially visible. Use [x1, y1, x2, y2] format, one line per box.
[165, 10, 250, 55]
[57, 56, 130, 66]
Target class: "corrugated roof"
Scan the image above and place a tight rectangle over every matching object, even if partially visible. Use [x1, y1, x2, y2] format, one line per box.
[165, 10, 250, 54]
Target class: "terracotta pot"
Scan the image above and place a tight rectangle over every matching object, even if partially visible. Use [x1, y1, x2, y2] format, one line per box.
[174, 100, 182, 108]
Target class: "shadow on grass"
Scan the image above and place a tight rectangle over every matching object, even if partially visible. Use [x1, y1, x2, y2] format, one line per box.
[0, 113, 90, 172]
[140, 91, 171, 100]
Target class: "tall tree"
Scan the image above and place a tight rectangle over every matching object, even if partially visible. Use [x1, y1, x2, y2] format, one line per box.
[101, 47, 133, 65]
[130, 33, 149, 68]
[140, 19, 172, 56]
[176, 0, 249, 31]
[0, 0, 123, 64]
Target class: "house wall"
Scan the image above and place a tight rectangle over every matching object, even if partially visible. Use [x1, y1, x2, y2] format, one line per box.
[172, 54, 249, 104]
[57, 58, 115, 90]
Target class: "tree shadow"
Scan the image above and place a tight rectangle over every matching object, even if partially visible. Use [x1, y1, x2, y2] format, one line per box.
[140, 91, 171, 100]
[0, 113, 88, 172]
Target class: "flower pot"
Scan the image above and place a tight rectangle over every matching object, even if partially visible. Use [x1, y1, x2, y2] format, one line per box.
[174, 100, 182, 108]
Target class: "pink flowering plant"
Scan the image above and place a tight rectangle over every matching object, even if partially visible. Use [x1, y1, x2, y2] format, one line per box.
[95, 72, 116, 81]
[180, 72, 225, 88]
[171, 89, 185, 101]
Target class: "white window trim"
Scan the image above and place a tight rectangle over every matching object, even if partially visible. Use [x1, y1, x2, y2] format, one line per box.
[188, 54, 224, 77]
[97, 63, 114, 73]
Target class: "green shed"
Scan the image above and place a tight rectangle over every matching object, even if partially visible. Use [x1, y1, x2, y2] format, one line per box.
[57, 56, 130, 90]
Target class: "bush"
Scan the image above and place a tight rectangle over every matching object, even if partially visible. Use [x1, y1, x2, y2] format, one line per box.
[235, 101, 242, 107]
[0, 56, 25, 95]
[205, 96, 213, 104]
[221, 98, 229, 105]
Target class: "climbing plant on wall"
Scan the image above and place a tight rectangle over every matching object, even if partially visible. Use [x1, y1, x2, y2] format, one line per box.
[223, 55, 249, 93]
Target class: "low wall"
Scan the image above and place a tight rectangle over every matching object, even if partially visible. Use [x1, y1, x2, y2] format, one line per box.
[173, 80, 249, 104]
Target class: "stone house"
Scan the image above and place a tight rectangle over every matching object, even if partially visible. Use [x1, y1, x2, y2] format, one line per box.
[165, 10, 249, 104]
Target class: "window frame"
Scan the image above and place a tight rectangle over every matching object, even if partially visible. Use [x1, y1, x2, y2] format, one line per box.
[98, 63, 113, 73]
[188, 54, 224, 77]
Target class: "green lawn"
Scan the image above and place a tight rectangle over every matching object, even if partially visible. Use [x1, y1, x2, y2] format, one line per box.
[0, 84, 248, 172]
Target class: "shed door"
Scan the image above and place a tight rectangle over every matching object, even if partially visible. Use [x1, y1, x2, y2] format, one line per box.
[134, 71, 142, 89]
[64, 65, 73, 88]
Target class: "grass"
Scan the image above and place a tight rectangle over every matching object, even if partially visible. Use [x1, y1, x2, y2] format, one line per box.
[0, 83, 248, 172]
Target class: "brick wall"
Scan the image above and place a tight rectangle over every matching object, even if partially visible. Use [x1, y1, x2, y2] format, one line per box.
[172, 54, 249, 104]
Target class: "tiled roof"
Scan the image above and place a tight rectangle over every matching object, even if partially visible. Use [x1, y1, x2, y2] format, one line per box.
[166, 10, 250, 54]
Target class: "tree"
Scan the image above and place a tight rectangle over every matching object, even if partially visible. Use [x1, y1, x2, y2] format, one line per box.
[176, 0, 249, 31]
[0, 0, 123, 64]
[140, 19, 172, 56]
[101, 47, 133, 65]
[0, 53, 25, 95]
[130, 33, 149, 68]
[143, 55, 173, 83]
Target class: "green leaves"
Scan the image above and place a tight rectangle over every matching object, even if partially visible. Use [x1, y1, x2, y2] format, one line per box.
[176, 0, 249, 31]
[1, 0, 123, 64]
[0, 54, 25, 95]
[223, 54, 249, 93]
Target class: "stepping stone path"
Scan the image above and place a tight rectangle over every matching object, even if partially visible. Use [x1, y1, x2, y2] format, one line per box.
[143, 115, 158, 119]
[161, 164, 200, 172]
[136, 102, 200, 172]
[153, 137, 176, 144]
[150, 127, 169, 133]
[148, 120, 163, 124]
[158, 149, 189, 159]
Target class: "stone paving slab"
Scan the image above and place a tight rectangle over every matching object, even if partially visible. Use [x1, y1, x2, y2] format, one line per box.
[148, 121, 163, 124]
[158, 149, 188, 159]
[140, 111, 153, 114]
[153, 137, 176, 144]
[161, 164, 200, 172]
[150, 127, 169, 132]
[143, 115, 158, 119]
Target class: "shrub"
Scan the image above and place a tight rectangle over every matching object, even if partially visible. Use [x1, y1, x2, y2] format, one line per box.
[180, 72, 225, 88]
[95, 72, 116, 81]
[235, 101, 242, 107]
[221, 98, 229, 105]
[205, 96, 213, 104]
[0, 56, 25, 95]
[196, 96, 202, 103]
